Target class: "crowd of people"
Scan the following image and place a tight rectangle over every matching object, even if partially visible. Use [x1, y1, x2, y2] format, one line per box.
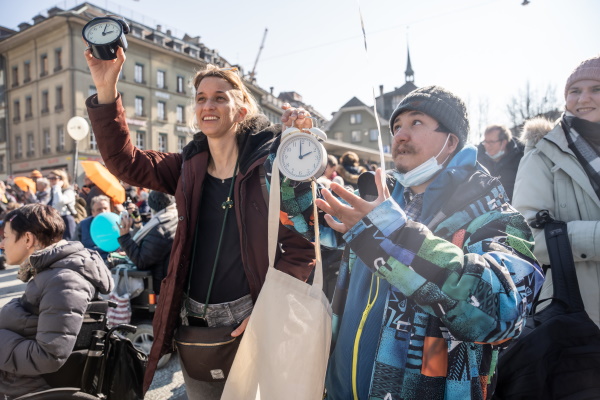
[0, 47, 598, 399]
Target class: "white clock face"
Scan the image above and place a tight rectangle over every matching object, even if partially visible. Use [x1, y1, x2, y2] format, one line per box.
[278, 135, 326, 181]
[84, 20, 122, 45]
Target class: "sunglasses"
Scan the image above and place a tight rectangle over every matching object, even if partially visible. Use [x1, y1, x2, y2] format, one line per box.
[47, 176, 59, 180]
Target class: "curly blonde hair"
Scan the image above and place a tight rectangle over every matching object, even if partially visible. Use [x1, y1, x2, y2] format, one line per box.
[191, 65, 260, 133]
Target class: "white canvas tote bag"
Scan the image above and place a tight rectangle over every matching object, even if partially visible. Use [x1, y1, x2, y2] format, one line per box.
[222, 157, 332, 400]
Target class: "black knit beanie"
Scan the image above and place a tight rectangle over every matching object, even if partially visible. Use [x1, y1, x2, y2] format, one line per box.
[148, 190, 175, 212]
[389, 85, 470, 147]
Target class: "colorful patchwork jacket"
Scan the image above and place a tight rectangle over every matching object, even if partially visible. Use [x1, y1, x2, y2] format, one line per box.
[265, 144, 544, 400]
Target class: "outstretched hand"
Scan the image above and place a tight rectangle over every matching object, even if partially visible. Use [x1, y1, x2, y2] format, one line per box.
[316, 168, 390, 234]
[84, 46, 126, 104]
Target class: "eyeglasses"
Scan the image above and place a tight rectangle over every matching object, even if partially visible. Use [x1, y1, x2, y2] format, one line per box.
[47, 176, 59, 180]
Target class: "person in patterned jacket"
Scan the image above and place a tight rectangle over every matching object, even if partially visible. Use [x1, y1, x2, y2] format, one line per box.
[267, 85, 544, 400]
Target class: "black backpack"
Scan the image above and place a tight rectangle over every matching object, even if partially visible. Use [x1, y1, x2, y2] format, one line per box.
[494, 210, 600, 399]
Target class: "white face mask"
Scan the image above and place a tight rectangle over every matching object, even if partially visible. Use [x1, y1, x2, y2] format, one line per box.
[393, 135, 451, 187]
[486, 150, 504, 160]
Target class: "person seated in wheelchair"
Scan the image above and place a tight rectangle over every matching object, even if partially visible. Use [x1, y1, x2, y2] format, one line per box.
[0, 204, 113, 398]
[117, 190, 177, 295]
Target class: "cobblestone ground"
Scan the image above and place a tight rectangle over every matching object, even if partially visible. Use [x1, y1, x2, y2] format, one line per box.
[145, 352, 187, 399]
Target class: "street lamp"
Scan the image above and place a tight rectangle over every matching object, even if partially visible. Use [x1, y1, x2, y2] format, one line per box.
[66, 116, 90, 184]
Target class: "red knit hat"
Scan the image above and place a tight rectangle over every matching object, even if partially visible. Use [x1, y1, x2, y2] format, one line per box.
[564, 55, 600, 98]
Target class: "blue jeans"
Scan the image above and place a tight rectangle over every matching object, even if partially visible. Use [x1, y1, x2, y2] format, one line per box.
[179, 294, 253, 400]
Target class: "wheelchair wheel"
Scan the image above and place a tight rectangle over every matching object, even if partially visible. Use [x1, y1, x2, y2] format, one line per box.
[128, 321, 171, 369]
[14, 388, 100, 399]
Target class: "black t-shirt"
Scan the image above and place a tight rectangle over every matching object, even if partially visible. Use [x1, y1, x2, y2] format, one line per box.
[188, 174, 250, 304]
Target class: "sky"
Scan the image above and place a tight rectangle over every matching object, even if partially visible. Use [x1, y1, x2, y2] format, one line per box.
[3, 0, 599, 142]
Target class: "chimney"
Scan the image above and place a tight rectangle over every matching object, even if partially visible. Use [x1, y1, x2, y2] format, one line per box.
[156, 25, 161, 32]
[18, 22, 31, 31]
[32, 14, 46, 24]
[270, 87, 274, 95]
[379, 85, 384, 96]
[166, 29, 172, 36]
[47, 7, 63, 17]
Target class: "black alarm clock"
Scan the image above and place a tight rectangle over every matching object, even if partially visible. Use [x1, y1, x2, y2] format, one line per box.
[82, 16, 130, 60]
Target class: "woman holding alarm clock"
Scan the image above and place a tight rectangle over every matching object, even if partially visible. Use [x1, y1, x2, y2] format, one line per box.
[83, 45, 315, 399]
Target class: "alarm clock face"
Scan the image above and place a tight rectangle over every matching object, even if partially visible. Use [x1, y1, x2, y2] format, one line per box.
[279, 135, 326, 181]
[83, 18, 123, 45]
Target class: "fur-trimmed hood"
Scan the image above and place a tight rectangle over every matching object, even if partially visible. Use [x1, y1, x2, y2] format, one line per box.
[180, 115, 277, 174]
[519, 117, 556, 149]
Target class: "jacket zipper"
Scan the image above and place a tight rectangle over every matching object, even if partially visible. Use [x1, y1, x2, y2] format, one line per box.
[352, 274, 380, 400]
[238, 169, 260, 295]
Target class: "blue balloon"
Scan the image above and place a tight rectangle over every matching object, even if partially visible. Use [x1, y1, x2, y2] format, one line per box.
[90, 212, 121, 252]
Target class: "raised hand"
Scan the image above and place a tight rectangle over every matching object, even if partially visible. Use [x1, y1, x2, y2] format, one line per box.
[316, 168, 390, 234]
[281, 103, 313, 130]
[84, 45, 126, 104]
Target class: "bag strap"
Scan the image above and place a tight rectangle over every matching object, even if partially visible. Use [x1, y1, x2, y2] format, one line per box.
[532, 209, 585, 311]
[268, 157, 323, 293]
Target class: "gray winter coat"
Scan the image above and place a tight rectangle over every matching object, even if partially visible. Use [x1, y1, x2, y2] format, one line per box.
[0, 241, 113, 397]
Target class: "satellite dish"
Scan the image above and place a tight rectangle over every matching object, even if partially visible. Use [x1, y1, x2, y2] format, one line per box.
[67, 116, 90, 141]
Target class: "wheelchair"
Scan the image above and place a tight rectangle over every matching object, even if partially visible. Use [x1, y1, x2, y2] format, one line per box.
[13, 300, 145, 400]
[107, 255, 171, 369]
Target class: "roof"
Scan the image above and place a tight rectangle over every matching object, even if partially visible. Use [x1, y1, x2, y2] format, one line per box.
[341, 97, 367, 108]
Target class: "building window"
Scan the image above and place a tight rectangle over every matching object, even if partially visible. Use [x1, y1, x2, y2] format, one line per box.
[0, 155, 4, 173]
[158, 134, 167, 152]
[15, 136, 23, 159]
[54, 48, 63, 71]
[57, 125, 65, 151]
[24, 61, 31, 83]
[41, 90, 49, 113]
[43, 129, 51, 153]
[25, 96, 33, 119]
[136, 131, 145, 149]
[157, 70, 166, 89]
[134, 63, 144, 83]
[135, 96, 144, 116]
[13, 100, 21, 123]
[176, 105, 185, 123]
[27, 133, 35, 156]
[350, 113, 362, 124]
[89, 85, 97, 97]
[157, 101, 166, 121]
[178, 136, 186, 152]
[89, 130, 97, 150]
[11, 66, 18, 87]
[55, 86, 63, 111]
[40, 54, 48, 77]
[351, 130, 362, 143]
[177, 76, 185, 93]
[369, 129, 379, 142]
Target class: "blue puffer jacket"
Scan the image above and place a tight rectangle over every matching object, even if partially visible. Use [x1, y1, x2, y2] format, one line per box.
[267, 145, 544, 400]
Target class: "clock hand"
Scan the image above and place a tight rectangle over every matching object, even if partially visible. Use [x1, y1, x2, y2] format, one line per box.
[300, 151, 313, 158]
[103, 24, 108, 34]
[299, 141, 303, 159]
[104, 31, 115, 34]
